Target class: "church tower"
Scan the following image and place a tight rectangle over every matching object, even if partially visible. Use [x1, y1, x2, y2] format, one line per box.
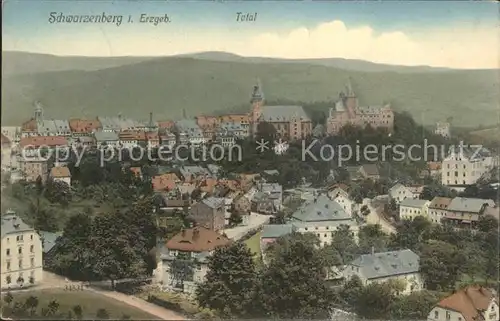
[344, 78, 357, 118]
[250, 80, 264, 137]
[34, 101, 44, 121]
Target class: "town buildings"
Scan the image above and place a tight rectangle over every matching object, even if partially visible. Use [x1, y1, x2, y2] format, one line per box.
[189, 197, 226, 231]
[155, 227, 230, 295]
[326, 80, 394, 135]
[1, 212, 43, 289]
[249, 82, 313, 140]
[442, 197, 495, 227]
[441, 146, 493, 191]
[342, 249, 423, 295]
[49, 166, 72, 186]
[427, 286, 498, 321]
[399, 199, 430, 220]
[435, 122, 451, 139]
[427, 197, 453, 224]
[389, 183, 424, 204]
[328, 186, 355, 216]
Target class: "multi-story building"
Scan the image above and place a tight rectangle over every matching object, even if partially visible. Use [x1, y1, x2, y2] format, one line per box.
[435, 122, 451, 139]
[1, 212, 43, 289]
[427, 286, 498, 321]
[155, 227, 231, 295]
[389, 183, 424, 204]
[69, 118, 102, 137]
[443, 197, 495, 228]
[118, 130, 147, 149]
[326, 80, 394, 135]
[21, 103, 72, 138]
[94, 131, 120, 149]
[342, 249, 423, 295]
[291, 194, 359, 247]
[441, 146, 493, 191]
[98, 115, 146, 132]
[249, 82, 313, 140]
[427, 197, 453, 224]
[399, 199, 430, 220]
[195, 116, 219, 142]
[189, 197, 226, 231]
[18, 157, 51, 182]
[328, 187, 355, 216]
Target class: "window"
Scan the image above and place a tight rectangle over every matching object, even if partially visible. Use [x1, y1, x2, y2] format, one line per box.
[30, 234, 33, 240]
[30, 258, 35, 267]
[18, 247, 22, 254]
[6, 261, 11, 271]
[18, 259, 23, 269]
[446, 311, 451, 320]
[6, 249, 10, 256]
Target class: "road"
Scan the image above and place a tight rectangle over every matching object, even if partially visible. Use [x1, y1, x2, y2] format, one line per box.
[4, 271, 187, 320]
[223, 212, 270, 240]
[364, 203, 396, 234]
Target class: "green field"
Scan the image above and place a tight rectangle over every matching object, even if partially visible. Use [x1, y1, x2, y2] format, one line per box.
[1, 289, 159, 320]
[2, 51, 498, 127]
[244, 231, 261, 258]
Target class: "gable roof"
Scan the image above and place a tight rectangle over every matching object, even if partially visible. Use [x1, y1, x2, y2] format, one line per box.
[349, 249, 420, 280]
[260, 105, 310, 122]
[94, 131, 119, 142]
[429, 197, 453, 209]
[261, 224, 294, 239]
[447, 197, 494, 213]
[50, 166, 71, 178]
[400, 198, 428, 208]
[69, 118, 101, 133]
[199, 197, 225, 209]
[1, 213, 34, 238]
[291, 195, 350, 222]
[166, 227, 230, 252]
[20, 136, 68, 148]
[436, 286, 496, 321]
[360, 164, 380, 176]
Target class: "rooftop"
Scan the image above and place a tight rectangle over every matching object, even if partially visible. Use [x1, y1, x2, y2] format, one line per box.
[165, 227, 231, 252]
[260, 105, 310, 122]
[400, 198, 428, 208]
[349, 249, 420, 280]
[1, 213, 35, 238]
[429, 197, 453, 209]
[50, 166, 71, 178]
[261, 224, 294, 239]
[291, 194, 350, 222]
[20, 136, 68, 148]
[447, 197, 494, 213]
[436, 286, 497, 321]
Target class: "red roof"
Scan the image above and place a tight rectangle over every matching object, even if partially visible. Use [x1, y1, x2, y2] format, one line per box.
[436, 286, 496, 321]
[50, 166, 71, 178]
[166, 227, 231, 252]
[20, 136, 68, 148]
[152, 175, 177, 191]
[69, 118, 102, 133]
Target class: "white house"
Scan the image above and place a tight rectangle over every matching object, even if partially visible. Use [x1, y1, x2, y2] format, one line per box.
[291, 194, 359, 247]
[328, 187, 355, 217]
[49, 166, 71, 186]
[175, 120, 206, 146]
[427, 197, 453, 224]
[154, 227, 230, 296]
[342, 249, 423, 295]
[427, 286, 498, 321]
[1, 212, 43, 289]
[399, 199, 430, 220]
[441, 146, 493, 191]
[443, 197, 495, 228]
[389, 183, 424, 204]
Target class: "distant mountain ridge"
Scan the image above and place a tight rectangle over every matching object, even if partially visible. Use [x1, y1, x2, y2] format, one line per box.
[1, 51, 498, 127]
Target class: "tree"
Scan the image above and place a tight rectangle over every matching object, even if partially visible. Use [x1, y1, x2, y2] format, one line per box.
[323, 225, 359, 267]
[228, 211, 243, 226]
[419, 240, 465, 290]
[3, 292, 14, 307]
[47, 300, 60, 316]
[358, 224, 389, 254]
[390, 290, 441, 319]
[196, 242, 258, 318]
[339, 275, 363, 308]
[258, 234, 337, 319]
[45, 179, 72, 206]
[73, 305, 83, 320]
[390, 216, 432, 251]
[477, 215, 498, 233]
[25, 296, 39, 316]
[354, 282, 395, 319]
[96, 308, 110, 319]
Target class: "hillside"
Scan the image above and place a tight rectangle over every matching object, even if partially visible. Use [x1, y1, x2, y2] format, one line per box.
[1, 53, 498, 126]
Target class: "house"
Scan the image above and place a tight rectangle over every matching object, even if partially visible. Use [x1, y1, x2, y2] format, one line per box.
[443, 197, 495, 228]
[20, 136, 69, 158]
[94, 131, 119, 148]
[49, 166, 71, 186]
[154, 227, 231, 295]
[260, 224, 295, 262]
[189, 197, 226, 231]
[1, 211, 43, 289]
[441, 146, 493, 191]
[160, 132, 176, 148]
[232, 194, 252, 216]
[152, 174, 178, 192]
[427, 162, 442, 178]
[328, 187, 355, 217]
[389, 183, 424, 204]
[118, 130, 146, 149]
[399, 199, 430, 220]
[257, 182, 283, 211]
[342, 249, 422, 294]
[435, 122, 451, 139]
[18, 157, 50, 182]
[98, 115, 145, 132]
[346, 166, 363, 181]
[359, 164, 380, 180]
[179, 165, 211, 183]
[146, 132, 160, 148]
[69, 118, 102, 137]
[428, 197, 453, 224]
[427, 286, 498, 321]
[291, 194, 359, 247]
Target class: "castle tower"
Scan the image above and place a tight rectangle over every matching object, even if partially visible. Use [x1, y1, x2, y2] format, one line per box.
[250, 79, 264, 137]
[344, 78, 357, 118]
[34, 101, 44, 121]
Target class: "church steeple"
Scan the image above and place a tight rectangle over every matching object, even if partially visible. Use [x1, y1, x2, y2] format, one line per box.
[250, 79, 264, 104]
[345, 77, 355, 97]
[34, 101, 44, 121]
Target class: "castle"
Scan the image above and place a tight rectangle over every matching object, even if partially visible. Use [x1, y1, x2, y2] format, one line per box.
[326, 80, 394, 135]
[249, 81, 313, 140]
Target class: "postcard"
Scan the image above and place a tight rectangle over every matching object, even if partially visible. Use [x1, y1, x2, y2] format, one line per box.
[1, 1, 499, 320]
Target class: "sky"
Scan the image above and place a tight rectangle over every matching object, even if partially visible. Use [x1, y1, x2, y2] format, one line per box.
[2, 0, 498, 69]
